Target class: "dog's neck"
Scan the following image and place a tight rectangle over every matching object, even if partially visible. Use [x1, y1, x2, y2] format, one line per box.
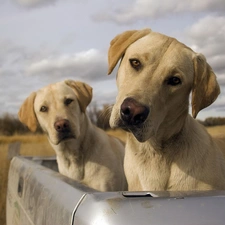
[146, 110, 190, 152]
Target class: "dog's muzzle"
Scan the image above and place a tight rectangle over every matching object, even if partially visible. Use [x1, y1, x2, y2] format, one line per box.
[120, 97, 149, 127]
[54, 119, 75, 142]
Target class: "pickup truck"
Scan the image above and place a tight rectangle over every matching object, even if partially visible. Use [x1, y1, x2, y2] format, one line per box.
[6, 156, 225, 225]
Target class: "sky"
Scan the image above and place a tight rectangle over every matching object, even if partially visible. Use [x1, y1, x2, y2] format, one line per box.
[0, 0, 225, 121]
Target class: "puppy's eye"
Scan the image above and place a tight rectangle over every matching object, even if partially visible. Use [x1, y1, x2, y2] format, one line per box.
[40, 106, 48, 112]
[129, 59, 142, 70]
[65, 98, 73, 106]
[167, 76, 181, 86]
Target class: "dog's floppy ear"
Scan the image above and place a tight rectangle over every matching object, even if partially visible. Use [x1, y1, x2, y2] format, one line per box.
[65, 80, 93, 112]
[108, 28, 151, 75]
[191, 53, 220, 118]
[18, 92, 38, 132]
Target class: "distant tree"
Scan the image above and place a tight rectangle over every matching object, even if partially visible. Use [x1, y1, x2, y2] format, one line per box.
[0, 113, 42, 136]
[196, 119, 205, 125]
[87, 104, 112, 130]
[204, 117, 225, 127]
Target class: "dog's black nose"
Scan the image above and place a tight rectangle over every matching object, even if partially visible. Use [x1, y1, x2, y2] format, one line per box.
[120, 98, 149, 126]
[54, 119, 70, 132]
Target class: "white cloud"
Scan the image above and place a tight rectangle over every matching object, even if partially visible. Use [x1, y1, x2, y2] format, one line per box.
[11, 0, 85, 8]
[12, 0, 57, 7]
[218, 76, 225, 86]
[186, 16, 225, 50]
[184, 15, 225, 85]
[93, 0, 225, 24]
[26, 49, 108, 81]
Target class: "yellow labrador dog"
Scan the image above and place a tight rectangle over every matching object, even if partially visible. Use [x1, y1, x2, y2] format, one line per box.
[108, 28, 225, 191]
[18, 80, 127, 191]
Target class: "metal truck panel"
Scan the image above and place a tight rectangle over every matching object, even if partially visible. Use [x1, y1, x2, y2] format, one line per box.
[74, 191, 225, 225]
[7, 156, 225, 225]
[6, 156, 93, 225]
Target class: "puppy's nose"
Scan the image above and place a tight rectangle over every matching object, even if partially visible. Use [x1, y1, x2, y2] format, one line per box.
[120, 98, 149, 126]
[54, 119, 70, 132]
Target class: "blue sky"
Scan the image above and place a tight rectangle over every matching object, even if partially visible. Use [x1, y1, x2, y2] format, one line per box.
[0, 0, 224, 120]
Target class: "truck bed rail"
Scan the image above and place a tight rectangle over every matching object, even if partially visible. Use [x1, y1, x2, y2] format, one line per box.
[7, 156, 225, 225]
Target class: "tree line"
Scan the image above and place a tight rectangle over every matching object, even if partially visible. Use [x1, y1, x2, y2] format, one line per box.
[0, 105, 224, 136]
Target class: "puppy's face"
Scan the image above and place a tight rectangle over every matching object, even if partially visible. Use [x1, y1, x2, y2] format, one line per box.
[110, 33, 195, 142]
[34, 82, 82, 145]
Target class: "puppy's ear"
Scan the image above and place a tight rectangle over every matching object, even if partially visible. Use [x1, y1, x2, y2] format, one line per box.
[191, 53, 220, 118]
[18, 92, 38, 132]
[65, 80, 93, 112]
[108, 28, 151, 75]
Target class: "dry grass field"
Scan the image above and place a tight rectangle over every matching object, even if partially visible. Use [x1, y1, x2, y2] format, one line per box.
[205, 125, 225, 136]
[0, 126, 224, 224]
[0, 134, 55, 225]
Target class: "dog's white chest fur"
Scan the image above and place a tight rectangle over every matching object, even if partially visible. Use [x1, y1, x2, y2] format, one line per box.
[124, 124, 225, 191]
[124, 140, 170, 191]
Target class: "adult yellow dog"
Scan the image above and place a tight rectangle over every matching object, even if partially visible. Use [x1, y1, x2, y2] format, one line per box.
[108, 28, 225, 191]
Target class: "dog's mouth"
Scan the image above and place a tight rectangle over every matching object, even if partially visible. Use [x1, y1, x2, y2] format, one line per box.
[117, 119, 148, 142]
[118, 118, 143, 130]
[58, 133, 76, 143]
[47, 132, 76, 145]
[50, 133, 76, 146]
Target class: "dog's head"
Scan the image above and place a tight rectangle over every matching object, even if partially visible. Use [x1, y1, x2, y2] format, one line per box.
[108, 29, 220, 142]
[18, 80, 92, 145]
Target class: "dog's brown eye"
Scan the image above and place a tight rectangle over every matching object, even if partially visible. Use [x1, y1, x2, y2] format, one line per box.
[129, 59, 142, 70]
[40, 106, 48, 112]
[167, 76, 181, 86]
[65, 98, 73, 106]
